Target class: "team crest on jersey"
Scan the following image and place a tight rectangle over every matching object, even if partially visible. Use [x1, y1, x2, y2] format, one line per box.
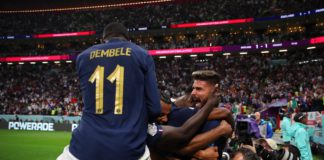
[148, 123, 158, 136]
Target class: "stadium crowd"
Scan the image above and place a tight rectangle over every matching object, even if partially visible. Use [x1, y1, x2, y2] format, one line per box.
[157, 51, 324, 111]
[1, 50, 323, 116]
[1, 24, 323, 57]
[0, 0, 323, 159]
[0, 0, 323, 35]
[0, 63, 82, 116]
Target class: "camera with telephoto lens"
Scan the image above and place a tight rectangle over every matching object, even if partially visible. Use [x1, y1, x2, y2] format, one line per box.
[255, 144, 280, 160]
[255, 144, 300, 160]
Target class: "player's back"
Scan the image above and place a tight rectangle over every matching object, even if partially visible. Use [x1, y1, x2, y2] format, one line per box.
[70, 39, 160, 160]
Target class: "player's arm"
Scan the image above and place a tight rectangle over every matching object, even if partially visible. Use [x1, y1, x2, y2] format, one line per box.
[192, 146, 219, 160]
[155, 92, 220, 151]
[173, 94, 192, 108]
[176, 121, 232, 156]
[144, 54, 162, 121]
[208, 107, 235, 129]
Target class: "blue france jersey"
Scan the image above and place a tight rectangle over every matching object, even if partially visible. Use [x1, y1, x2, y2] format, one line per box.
[167, 105, 226, 160]
[70, 39, 161, 160]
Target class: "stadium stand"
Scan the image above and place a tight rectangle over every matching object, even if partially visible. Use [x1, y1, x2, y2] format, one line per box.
[1, 22, 324, 56]
[0, 0, 323, 35]
[1, 49, 323, 115]
[0, 0, 323, 115]
[1, 0, 324, 159]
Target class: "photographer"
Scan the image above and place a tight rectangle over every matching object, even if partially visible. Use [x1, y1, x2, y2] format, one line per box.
[289, 113, 312, 160]
[279, 107, 292, 144]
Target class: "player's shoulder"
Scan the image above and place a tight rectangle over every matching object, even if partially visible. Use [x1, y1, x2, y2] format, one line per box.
[170, 105, 197, 118]
[296, 127, 306, 134]
[171, 104, 197, 112]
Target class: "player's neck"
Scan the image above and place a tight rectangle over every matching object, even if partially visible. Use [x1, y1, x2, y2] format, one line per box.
[104, 37, 127, 43]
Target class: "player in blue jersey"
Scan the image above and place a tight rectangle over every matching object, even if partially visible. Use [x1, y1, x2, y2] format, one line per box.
[184, 70, 235, 159]
[57, 22, 161, 160]
[147, 84, 232, 160]
[148, 71, 234, 160]
[149, 93, 233, 160]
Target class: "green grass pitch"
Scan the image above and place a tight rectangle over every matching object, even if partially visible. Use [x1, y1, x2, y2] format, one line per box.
[0, 129, 71, 160]
[0, 129, 323, 160]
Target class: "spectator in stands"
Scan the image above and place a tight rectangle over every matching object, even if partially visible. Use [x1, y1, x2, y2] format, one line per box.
[0, 49, 323, 120]
[0, 0, 322, 35]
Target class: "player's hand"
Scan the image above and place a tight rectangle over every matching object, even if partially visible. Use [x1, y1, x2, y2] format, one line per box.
[206, 84, 221, 107]
[220, 120, 233, 138]
[193, 146, 219, 160]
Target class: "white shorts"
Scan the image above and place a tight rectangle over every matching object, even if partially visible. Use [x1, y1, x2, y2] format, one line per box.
[57, 145, 78, 160]
[139, 145, 151, 160]
[57, 145, 151, 160]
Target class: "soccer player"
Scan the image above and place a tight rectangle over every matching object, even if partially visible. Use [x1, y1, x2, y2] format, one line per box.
[149, 70, 234, 159]
[57, 22, 161, 160]
[173, 70, 234, 159]
[147, 84, 232, 160]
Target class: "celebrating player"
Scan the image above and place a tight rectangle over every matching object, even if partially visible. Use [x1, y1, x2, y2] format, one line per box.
[57, 22, 161, 160]
[148, 70, 234, 159]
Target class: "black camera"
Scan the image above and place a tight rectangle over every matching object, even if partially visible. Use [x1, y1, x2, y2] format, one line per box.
[255, 144, 280, 160]
[255, 144, 300, 160]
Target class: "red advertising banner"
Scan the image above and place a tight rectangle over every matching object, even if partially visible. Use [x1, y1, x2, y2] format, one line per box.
[33, 31, 96, 38]
[148, 46, 222, 55]
[1, 55, 70, 62]
[310, 36, 324, 44]
[170, 18, 254, 28]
